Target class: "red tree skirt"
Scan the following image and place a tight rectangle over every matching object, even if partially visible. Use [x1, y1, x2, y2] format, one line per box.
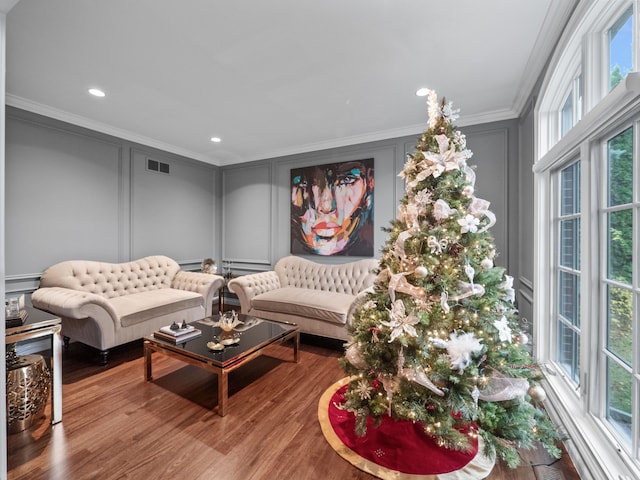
[318, 378, 495, 480]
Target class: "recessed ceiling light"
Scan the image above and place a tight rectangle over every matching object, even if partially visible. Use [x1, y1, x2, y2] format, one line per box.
[210, 137, 221, 143]
[88, 88, 106, 97]
[415, 87, 430, 97]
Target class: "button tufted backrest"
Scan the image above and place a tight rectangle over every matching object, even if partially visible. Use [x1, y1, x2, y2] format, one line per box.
[274, 256, 378, 295]
[38, 255, 181, 299]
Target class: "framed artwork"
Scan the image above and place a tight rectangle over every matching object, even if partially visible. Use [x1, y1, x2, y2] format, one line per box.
[290, 158, 374, 256]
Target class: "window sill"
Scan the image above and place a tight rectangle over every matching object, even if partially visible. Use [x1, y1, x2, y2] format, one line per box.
[543, 373, 640, 480]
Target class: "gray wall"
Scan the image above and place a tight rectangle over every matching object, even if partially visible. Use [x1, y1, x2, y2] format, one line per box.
[220, 119, 521, 280]
[516, 98, 536, 328]
[5, 107, 522, 300]
[5, 107, 220, 296]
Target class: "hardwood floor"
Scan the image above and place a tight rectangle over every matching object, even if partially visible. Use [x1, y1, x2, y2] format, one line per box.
[8, 337, 581, 480]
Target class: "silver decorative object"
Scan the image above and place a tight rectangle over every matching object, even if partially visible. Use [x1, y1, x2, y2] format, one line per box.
[6, 354, 50, 433]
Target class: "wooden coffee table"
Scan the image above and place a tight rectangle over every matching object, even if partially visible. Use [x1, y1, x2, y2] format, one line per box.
[143, 314, 299, 416]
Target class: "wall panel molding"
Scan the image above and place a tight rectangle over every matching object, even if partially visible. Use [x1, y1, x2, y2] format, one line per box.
[222, 163, 272, 266]
[519, 276, 534, 291]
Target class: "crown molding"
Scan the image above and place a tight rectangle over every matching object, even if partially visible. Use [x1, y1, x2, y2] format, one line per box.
[8, 93, 518, 168]
[6, 94, 221, 166]
[233, 108, 519, 166]
[511, 0, 579, 116]
[0, 0, 20, 14]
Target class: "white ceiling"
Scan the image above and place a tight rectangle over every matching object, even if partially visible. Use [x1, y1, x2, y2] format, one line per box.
[6, 0, 575, 166]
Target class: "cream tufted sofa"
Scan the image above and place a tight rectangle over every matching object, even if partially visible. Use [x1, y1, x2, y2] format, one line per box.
[31, 255, 224, 364]
[227, 256, 378, 341]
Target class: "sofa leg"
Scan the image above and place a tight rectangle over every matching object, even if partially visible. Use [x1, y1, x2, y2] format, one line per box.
[99, 349, 109, 365]
[63, 336, 70, 350]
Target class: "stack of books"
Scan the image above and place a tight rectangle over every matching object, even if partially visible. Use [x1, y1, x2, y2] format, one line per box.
[153, 323, 202, 343]
[5, 309, 28, 328]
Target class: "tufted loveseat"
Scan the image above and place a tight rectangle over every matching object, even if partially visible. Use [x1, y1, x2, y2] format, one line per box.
[31, 255, 224, 363]
[227, 256, 378, 341]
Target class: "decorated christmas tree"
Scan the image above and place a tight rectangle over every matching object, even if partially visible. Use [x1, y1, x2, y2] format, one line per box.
[340, 90, 560, 468]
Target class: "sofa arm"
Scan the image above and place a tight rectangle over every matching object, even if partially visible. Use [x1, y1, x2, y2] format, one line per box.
[31, 286, 118, 323]
[172, 271, 225, 317]
[227, 271, 281, 314]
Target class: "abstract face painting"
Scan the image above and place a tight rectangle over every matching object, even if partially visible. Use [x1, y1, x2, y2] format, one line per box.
[291, 158, 374, 256]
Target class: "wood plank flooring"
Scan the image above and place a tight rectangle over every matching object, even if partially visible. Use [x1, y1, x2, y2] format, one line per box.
[8, 337, 581, 480]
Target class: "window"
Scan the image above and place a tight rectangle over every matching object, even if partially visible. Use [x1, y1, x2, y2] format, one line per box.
[560, 73, 582, 139]
[576, 73, 583, 123]
[539, 3, 634, 155]
[556, 161, 580, 384]
[561, 91, 574, 138]
[602, 127, 634, 445]
[609, 6, 633, 90]
[536, 2, 640, 478]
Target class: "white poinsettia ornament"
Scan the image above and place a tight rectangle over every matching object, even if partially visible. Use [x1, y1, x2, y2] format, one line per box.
[414, 189, 432, 207]
[494, 316, 512, 343]
[380, 299, 419, 342]
[458, 214, 480, 233]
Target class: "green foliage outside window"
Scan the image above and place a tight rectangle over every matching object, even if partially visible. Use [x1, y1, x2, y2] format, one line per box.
[606, 127, 633, 431]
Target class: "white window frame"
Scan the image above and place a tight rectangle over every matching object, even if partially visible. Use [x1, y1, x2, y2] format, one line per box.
[535, 75, 640, 480]
[553, 158, 581, 385]
[535, 3, 640, 479]
[533, 0, 640, 479]
[605, 4, 635, 93]
[559, 74, 581, 139]
[537, 0, 637, 157]
[597, 122, 637, 452]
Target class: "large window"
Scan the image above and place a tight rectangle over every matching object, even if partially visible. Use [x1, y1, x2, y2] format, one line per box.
[536, 2, 640, 479]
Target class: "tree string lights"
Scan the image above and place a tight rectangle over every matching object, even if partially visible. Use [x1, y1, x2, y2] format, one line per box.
[340, 90, 560, 468]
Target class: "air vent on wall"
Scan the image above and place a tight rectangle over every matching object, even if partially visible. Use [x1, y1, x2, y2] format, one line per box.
[147, 158, 170, 175]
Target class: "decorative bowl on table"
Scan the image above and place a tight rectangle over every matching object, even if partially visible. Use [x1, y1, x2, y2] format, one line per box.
[215, 311, 244, 332]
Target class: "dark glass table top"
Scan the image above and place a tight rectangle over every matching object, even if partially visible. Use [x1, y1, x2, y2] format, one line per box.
[6, 306, 61, 337]
[146, 314, 298, 368]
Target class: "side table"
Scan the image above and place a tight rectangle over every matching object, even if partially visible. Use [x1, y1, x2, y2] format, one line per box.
[6, 306, 62, 425]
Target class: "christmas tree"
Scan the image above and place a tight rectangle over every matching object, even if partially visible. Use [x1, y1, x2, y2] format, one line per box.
[340, 90, 560, 468]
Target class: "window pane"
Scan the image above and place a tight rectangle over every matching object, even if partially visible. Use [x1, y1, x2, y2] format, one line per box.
[607, 285, 633, 365]
[558, 321, 580, 383]
[576, 74, 583, 122]
[609, 6, 633, 90]
[558, 271, 580, 327]
[606, 358, 632, 445]
[560, 218, 580, 269]
[608, 127, 633, 206]
[607, 209, 633, 283]
[561, 91, 573, 137]
[561, 162, 581, 215]
[556, 159, 582, 392]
